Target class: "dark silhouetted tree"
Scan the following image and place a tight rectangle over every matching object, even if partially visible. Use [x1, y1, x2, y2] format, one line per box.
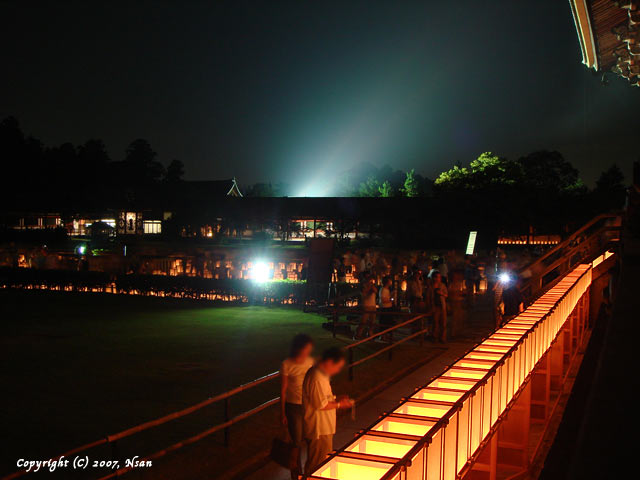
[517, 151, 581, 192]
[124, 139, 165, 184]
[43, 143, 79, 207]
[78, 139, 110, 169]
[78, 140, 111, 207]
[0, 117, 45, 206]
[125, 138, 156, 163]
[594, 164, 626, 211]
[165, 159, 185, 182]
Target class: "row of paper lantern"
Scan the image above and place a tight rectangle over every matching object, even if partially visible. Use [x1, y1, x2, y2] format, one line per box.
[308, 261, 597, 480]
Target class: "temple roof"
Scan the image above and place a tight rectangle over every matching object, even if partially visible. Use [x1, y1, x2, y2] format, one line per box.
[569, 0, 639, 86]
[180, 178, 243, 198]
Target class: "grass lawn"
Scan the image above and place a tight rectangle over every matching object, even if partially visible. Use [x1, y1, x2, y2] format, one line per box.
[1, 289, 457, 479]
[0, 290, 338, 476]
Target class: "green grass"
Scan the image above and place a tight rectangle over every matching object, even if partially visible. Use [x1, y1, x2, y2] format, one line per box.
[0, 290, 337, 475]
[0, 289, 461, 479]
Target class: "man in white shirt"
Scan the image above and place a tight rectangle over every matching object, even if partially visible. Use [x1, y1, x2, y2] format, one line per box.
[302, 347, 353, 474]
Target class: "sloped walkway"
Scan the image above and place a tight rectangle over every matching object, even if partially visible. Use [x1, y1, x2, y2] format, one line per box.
[243, 304, 494, 480]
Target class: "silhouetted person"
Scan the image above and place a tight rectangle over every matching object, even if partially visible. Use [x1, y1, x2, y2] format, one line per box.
[280, 334, 314, 479]
[336, 258, 347, 283]
[302, 348, 353, 474]
[432, 272, 448, 342]
[378, 276, 394, 341]
[407, 270, 424, 313]
[500, 277, 524, 326]
[356, 276, 377, 339]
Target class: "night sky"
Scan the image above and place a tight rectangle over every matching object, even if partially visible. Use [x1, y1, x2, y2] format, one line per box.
[1, 0, 638, 191]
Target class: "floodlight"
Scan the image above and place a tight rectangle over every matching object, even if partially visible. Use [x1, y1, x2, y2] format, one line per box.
[498, 272, 511, 284]
[252, 261, 270, 283]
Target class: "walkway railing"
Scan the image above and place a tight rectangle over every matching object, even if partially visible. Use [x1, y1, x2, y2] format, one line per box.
[304, 255, 610, 480]
[2, 309, 428, 480]
[519, 213, 621, 298]
[327, 309, 431, 380]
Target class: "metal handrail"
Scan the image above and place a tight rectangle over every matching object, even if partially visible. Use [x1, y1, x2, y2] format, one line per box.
[519, 214, 621, 298]
[518, 213, 619, 275]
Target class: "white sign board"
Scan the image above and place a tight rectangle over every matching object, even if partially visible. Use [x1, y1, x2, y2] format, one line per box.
[466, 231, 477, 255]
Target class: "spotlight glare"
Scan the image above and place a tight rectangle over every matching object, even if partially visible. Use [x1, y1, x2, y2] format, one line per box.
[498, 272, 511, 284]
[252, 261, 270, 283]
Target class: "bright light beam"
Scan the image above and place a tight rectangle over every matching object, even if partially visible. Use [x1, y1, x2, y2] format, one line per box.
[252, 261, 270, 283]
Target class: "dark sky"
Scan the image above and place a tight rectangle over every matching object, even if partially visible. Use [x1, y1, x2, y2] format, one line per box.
[1, 0, 638, 192]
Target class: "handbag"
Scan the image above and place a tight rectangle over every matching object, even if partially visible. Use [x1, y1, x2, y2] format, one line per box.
[270, 431, 299, 470]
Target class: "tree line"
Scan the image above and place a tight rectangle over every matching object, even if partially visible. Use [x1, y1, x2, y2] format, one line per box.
[0, 116, 627, 223]
[244, 151, 625, 209]
[434, 150, 626, 211]
[244, 163, 431, 197]
[0, 116, 184, 211]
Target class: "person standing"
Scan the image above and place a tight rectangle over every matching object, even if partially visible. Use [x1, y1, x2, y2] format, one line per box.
[407, 270, 424, 313]
[302, 348, 353, 474]
[448, 270, 466, 337]
[432, 272, 448, 342]
[336, 258, 347, 283]
[356, 277, 377, 339]
[464, 257, 475, 300]
[438, 255, 449, 285]
[374, 254, 389, 281]
[378, 275, 393, 310]
[378, 276, 394, 341]
[493, 271, 507, 328]
[280, 334, 314, 479]
[500, 277, 524, 326]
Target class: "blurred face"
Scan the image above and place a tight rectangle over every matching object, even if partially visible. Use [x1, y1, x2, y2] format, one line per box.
[299, 342, 313, 360]
[324, 358, 345, 376]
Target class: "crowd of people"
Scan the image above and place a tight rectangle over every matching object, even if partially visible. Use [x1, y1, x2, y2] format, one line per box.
[336, 250, 479, 343]
[333, 247, 531, 341]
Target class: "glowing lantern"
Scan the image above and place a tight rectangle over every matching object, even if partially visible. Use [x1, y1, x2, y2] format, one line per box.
[412, 387, 465, 403]
[346, 434, 417, 458]
[310, 454, 395, 480]
[315, 260, 599, 480]
[393, 400, 451, 419]
[372, 414, 436, 437]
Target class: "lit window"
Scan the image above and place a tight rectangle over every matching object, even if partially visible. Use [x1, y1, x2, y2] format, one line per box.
[143, 220, 162, 234]
[100, 219, 116, 228]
